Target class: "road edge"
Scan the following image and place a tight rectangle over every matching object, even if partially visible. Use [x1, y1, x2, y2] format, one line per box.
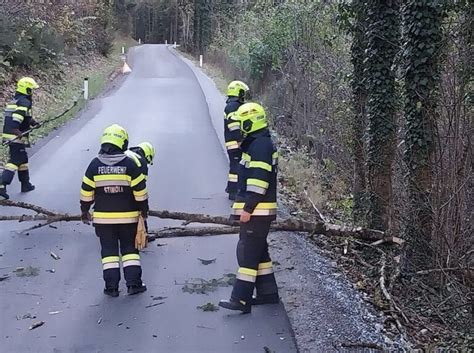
[167, 47, 228, 160]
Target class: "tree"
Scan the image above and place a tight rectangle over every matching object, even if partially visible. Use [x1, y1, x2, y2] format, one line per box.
[347, 0, 368, 224]
[401, 0, 444, 272]
[364, 0, 400, 231]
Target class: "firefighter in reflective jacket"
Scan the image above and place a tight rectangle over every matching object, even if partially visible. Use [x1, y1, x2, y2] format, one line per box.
[126, 142, 156, 178]
[219, 103, 279, 313]
[224, 81, 249, 200]
[80, 124, 149, 297]
[0, 77, 40, 200]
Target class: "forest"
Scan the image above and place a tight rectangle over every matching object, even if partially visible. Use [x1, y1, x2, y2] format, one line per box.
[0, 0, 472, 349]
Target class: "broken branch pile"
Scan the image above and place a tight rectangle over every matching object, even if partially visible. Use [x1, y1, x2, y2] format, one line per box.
[0, 200, 389, 241]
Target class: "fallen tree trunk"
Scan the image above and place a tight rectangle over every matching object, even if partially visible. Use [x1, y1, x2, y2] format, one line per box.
[0, 200, 387, 241]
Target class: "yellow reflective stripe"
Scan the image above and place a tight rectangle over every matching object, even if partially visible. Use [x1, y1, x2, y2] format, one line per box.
[80, 189, 94, 197]
[272, 152, 279, 158]
[18, 164, 28, 171]
[12, 113, 24, 123]
[5, 163, 18, 171]
[228, 122, 240, 127]
[242, 153, 251, 161]
[123, 260, 141, 267]
[258, 262, 272, 270]
[6, 104, 17, 109]
[249, 161, 272, 172]
[93, 211, 139, 219]
[257, 268, 274, 276]
[94, 174, 131, 182]
[238, 267, 257, 276]
[233, 202, 277, 210]
[131, 174, 145, 187]
[82, 176, 95, 188]
[15, 106, 28, 112]
[133, 188, 148, 201]
[228, 173, 238, 182]
[233, 208, 277, 216]
[247, 178, 269, 189]
[133, 188, 147, 197]
[237, 273, 257, 283]
[122, 254, 140, 261]
[102, 256, 120, 264]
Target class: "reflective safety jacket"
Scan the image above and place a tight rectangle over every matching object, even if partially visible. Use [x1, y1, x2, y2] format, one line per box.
[2, 93, 35, 145]
[126, 147, 149, 177]
[80, 153, 149, 225]
[224, 97, 243, 151]
[232, 129, 278, 221]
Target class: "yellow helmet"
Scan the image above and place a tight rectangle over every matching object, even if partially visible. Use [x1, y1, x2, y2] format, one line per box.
[137, 142, 155, 165]
[226, 80, 249, 99]
[101, 124, 129, 151]
[233, 102, 267, 135]
[17, 77, 39, 95]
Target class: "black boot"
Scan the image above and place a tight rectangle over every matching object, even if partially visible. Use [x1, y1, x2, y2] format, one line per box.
[250, 294, 279, 305]
[128, 283, 147, 295]
[104, 288, 119, 297]
[218, 299, 251, 314]
[0, 185, 9, 200]
[21, 182, 35, 193]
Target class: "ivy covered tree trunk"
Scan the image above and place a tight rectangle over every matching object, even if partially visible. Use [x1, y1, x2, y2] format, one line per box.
[350, 0, 368, 224]
[401, 0, 444, 272]
[193, 0, 212, 54]
[365, 0, 400, 231]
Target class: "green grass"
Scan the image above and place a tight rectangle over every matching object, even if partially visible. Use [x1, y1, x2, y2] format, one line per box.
[0, 37, 137, 164]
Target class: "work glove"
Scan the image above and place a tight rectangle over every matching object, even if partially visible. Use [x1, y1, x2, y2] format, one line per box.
[81, 211, 92, 225]
[12, 128, 22, 137]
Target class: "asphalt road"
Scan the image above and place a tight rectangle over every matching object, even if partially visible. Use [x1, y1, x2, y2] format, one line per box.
[0, 45, 297, 353]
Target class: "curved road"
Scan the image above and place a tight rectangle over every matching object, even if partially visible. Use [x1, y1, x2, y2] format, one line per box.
[0, 45, 297, 353]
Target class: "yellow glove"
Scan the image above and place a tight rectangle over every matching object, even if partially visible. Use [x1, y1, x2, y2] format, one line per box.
[135, 216, 148, 250]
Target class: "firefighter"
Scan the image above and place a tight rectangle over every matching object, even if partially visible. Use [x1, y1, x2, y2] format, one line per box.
[0, 77, 40, 200]
[80, 124, 148, 297]
[224, 80, 249, 200]
[219, 103, 279, 313]
[126, 142, 156, 178]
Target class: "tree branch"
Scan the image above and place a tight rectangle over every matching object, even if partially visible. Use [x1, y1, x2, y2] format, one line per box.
[0, 201, 389, 241]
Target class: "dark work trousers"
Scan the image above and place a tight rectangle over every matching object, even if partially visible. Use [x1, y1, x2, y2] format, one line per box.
[227, 149, 241, 195]
[1, 144, 30, 185]
[231, 218, 278, 304]
[95, 223, 142, 290]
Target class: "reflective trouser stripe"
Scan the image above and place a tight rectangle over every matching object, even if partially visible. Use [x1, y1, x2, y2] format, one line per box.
[257, 262, 274, 276]
[122, 253, 141, 267]
[123, 260, 141, 267]
[103, 262, 120, 270]
[236, 267, 257, 283]
[5, 163, 18, 172]
[102, 256, 120, 270]
[18, 164, 28, 171]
